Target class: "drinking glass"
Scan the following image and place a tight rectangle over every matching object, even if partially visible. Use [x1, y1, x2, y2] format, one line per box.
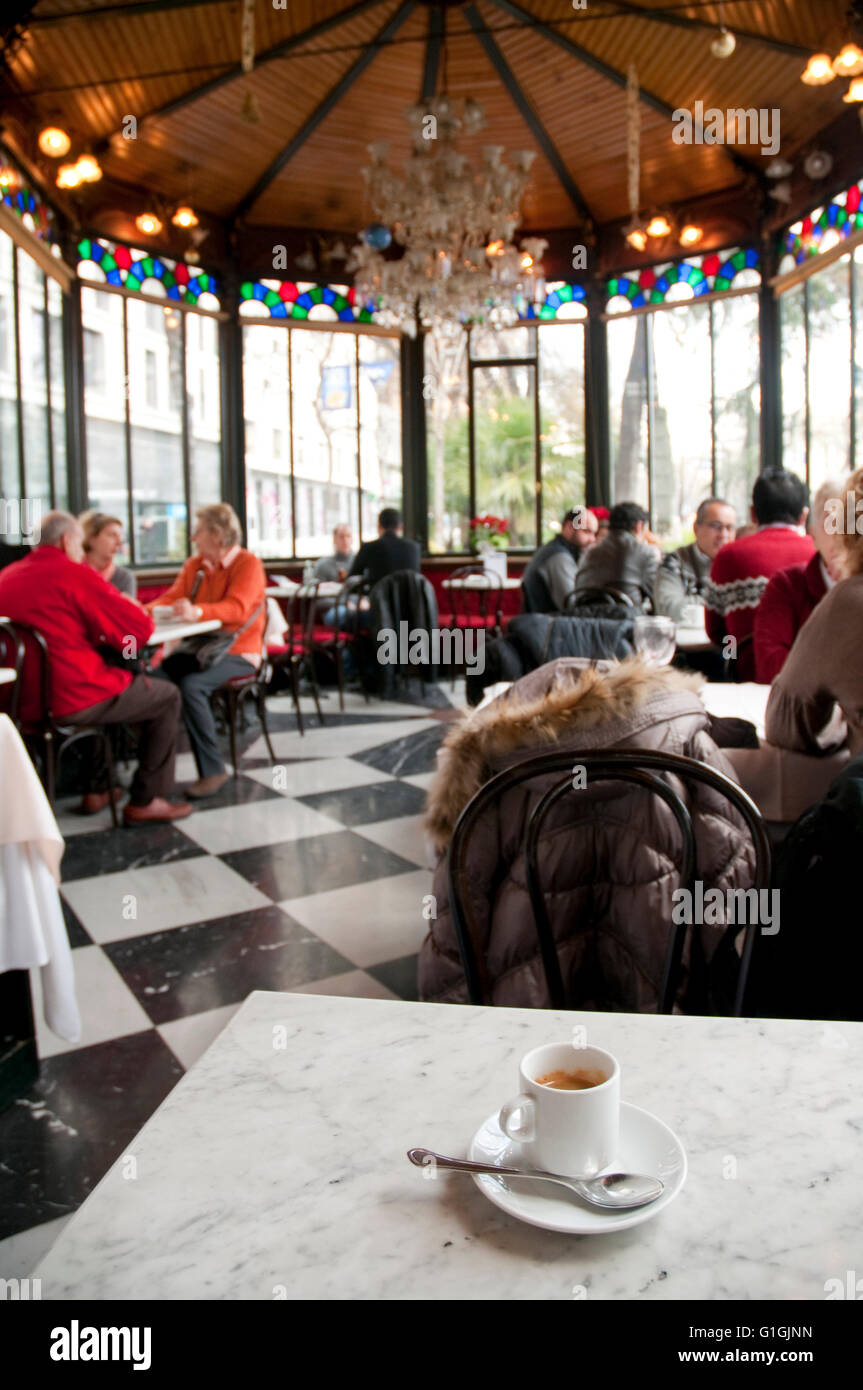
[633, 615, 676, 665]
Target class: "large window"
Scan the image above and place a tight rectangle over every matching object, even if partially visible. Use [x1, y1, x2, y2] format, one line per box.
[426, 314, 587, 552]
[0, 228, 68, 538]
[779, 247, 858, 491]
[608, 289, 761, 543]
[242, 324, 402, 559]
[81, 285, 222, 564]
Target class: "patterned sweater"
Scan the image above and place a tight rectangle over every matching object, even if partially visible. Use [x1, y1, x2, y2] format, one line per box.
[705, 526, 815, 681]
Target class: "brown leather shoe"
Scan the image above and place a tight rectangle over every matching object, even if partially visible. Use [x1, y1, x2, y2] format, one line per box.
[185, 773, 229, 799]
[123, 797, 193, 825]
[76, 788, 125, 816]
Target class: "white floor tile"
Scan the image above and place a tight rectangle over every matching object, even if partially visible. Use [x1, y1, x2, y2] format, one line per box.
[157, 1002, 241, 1071]
[175, 797, 342, 855]
[61, 858, 272, 943]
[0, 1215, 73, 1279]
[280, 868, 433, 968]
[352, 815, 431, 869]
[244, 757, 392, 798]
[401, 772, 436, 791]
[28, 947, 152, 1058]
[289, 971, 399, 1001]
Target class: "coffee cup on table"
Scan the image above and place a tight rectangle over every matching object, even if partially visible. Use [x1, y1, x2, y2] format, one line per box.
[499, 1042, 620, 1177]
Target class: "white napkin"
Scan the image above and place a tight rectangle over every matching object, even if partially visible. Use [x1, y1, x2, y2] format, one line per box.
[0, 714, 80, 1041]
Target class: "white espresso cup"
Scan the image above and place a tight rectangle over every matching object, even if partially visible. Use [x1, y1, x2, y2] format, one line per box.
[498, 1042, 620, 1177]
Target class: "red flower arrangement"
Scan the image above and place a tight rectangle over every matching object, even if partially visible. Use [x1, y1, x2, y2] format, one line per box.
[469, 514, 510, 551]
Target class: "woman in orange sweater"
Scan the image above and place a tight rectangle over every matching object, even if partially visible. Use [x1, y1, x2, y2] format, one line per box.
[149, 503, 267, 798]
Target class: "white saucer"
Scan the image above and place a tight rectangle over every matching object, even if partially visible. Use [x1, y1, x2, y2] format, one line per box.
[468, 1102, 686, 1235]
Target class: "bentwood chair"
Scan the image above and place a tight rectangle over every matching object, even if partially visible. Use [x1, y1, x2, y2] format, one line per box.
[210, 659, 277, 776]
[268, 582, 325, 735]
[310, 574, 371, 710]
[0, 619, 120, 826]
[446, 748, 771, 1018]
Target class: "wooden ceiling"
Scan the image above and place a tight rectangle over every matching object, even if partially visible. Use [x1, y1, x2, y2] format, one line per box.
[0, 0, 859, 253]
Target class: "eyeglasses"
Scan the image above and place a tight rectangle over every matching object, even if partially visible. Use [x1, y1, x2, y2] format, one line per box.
[701, 521, 736, 533]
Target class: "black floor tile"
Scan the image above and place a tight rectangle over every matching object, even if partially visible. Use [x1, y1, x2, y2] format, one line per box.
[61, 898, 91, 949]
[104, 905, 353, 1024]
[296, 779, 428, 826]
[222, 830, 418, 902]
[366, 954, 420, 1001]
[352, 724, 448, 777]
[0, 1030, 183, 1242]
[59, 823, 206, 883]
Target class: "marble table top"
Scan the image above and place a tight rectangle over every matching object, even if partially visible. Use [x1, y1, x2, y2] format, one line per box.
[35, 992, 862, 1300]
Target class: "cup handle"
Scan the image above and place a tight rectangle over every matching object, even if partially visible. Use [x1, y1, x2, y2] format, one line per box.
[499, 1093, 536, 1143]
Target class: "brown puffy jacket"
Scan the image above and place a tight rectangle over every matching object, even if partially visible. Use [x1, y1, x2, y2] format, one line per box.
[419, 657, 755, 1012]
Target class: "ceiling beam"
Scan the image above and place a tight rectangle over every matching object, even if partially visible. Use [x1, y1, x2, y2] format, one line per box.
[603, 1, 811, 61]
[231, 0, 417, 224]
[488, 0, 763, 188]
[28, 0, 231, 24]
[463, 3, 593, 224]
[420, 3, 443, 104]
[88, 0, 391, 152]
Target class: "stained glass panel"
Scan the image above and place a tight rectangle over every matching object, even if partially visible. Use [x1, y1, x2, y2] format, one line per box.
[606, 247, 760, 315]
[77, 237, 221, 311]
[779, 181, 863, 274]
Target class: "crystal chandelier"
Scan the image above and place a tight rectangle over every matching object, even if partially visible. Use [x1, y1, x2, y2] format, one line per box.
[350, 93, 547, 334]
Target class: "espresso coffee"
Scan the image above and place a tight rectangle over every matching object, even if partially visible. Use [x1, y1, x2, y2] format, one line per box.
[535, 1068, 607, 1091]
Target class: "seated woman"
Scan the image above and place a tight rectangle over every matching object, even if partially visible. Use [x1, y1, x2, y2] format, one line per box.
[754, 478, 846, 684]
[419, 655, 756, 1013]
[148, 503, 267, 798]
[79, 510, 137, 599]
[765, 467, 863, 756]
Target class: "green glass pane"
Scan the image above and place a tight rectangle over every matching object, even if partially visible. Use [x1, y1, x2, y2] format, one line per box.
[650, 289, 664, 303]
[78, 238, 92, 259]
[291, 305, 308, 319]
[539, 305, 555, 319]
[714, 275, 731, 292]
[558, 285, 573, 302]
[731, 251, 746, 270]
[264, 290, 281, 306]
[101, 255, 117, 272]
[240, 281, 254, 299]
[309, 287, 324, 304]
[140, 257, 155, 277]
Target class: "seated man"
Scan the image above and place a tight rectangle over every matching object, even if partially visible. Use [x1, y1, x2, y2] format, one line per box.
[654, 497, 737, 622]
[705, 470, 814, 682]
[521, 507, 598, 612]
[574, 501, 660, 608]
[0, 511, 190, 824]
[754, 478, 847, 684]
[314, 523, 354, 583]
[349, 507, 420, 586]
[149, 503, 267, 799]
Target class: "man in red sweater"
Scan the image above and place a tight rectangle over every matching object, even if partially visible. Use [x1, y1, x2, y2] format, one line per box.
[704, 471, 814, 682]
[0, 511, 191, 824]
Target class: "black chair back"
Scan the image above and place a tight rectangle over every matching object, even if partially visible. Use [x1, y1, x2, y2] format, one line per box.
[0, 619, 25, 724]
[447, 747, 771, 1017]
[0, 619, 52, 728]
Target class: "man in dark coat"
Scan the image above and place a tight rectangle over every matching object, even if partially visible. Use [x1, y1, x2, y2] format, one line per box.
[349, 508, 420, 585]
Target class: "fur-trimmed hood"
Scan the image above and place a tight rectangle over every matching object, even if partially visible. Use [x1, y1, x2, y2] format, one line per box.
[425, 657, 706, 854]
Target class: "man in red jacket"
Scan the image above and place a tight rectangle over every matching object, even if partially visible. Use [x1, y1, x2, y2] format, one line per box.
[753, 477, 847, 684]
[0, 511, 191, 824]
[704, 470, 814, 682]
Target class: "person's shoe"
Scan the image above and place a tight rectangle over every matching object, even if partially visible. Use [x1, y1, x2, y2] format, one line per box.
[123, 797, 193, 825]
[76, 788, 125, 816]
[184, 773, 230, 799]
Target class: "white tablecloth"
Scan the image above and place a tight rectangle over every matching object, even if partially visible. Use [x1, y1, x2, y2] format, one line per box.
[0, 714, 79, 1041]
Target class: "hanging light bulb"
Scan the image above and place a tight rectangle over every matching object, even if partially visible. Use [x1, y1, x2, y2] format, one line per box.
[679, 224, 704, 247]
[135, 211, 163, 236]
[39, 126, 71, 157]
[844, 76, 863, 101]
[801, 53, 836, 84]
[56, 162, 83, 189]
[646, 214, 673, 238]
[832, 43, 863, 76]
[711, 27, 736, 59]
[171, 205, 199, 228]
[74, 153, 102, 183]
[624, 216, 648, 252]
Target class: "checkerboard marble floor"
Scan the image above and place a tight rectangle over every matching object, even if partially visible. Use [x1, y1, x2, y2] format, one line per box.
[0, 680, 465, 1272]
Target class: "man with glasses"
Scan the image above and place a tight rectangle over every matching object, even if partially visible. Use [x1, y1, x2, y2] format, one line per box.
[654, 498, 737, 622]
